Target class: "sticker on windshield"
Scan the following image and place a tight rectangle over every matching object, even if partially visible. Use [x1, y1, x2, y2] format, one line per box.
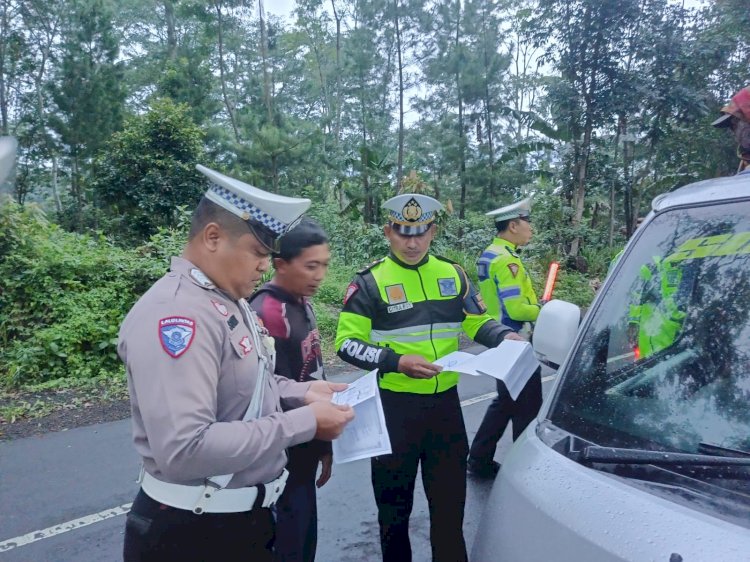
[669, 232, 750, 261]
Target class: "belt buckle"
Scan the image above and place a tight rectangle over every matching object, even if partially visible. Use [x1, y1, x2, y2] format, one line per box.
[261, 469, 289, 508]
[192, 480, 222, 515]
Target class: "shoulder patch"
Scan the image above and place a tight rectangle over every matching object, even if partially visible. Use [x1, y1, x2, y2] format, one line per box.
[357, 257, 385, 275]
[507, 263, 519, 278]
[438, 277, 458, 296]
[159, 317, 196, 358]
[343, 283, 359, 305]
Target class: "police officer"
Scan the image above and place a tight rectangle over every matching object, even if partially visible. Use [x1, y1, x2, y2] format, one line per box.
[119, 165, 353, 562]
[712, 84, 750, 175]
[335, 194, 520, 562]
[467, 198, 543, 478]
[627, 256, 687, 359]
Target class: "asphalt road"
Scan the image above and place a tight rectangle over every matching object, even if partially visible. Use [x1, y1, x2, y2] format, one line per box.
[0, 355, 556, 562]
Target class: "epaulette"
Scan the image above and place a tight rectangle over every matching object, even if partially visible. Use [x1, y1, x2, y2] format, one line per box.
[357, 257, 385, 275]
[433, 254, 458, 265]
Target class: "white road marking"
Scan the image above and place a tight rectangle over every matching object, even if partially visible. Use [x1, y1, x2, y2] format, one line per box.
[1, 373, 558, 553]
[0, 503, 132, 553]
[460, 373, 556, 408]
[460, 391, 497, 407]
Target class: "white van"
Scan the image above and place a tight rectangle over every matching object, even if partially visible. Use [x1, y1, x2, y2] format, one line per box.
[472, 174, 750, 561]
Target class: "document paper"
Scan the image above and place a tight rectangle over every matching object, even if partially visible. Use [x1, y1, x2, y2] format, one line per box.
[434, 341, 540, 400]
[332, 370, 392, 464]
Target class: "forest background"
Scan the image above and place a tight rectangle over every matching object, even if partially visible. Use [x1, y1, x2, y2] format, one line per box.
[0, 0, 747, 423]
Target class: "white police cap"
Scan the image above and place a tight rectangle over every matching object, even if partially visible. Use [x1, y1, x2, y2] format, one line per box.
[382, 193, 443, 235]
[486, 197, 531, 223]
[196, 164, 311, 252]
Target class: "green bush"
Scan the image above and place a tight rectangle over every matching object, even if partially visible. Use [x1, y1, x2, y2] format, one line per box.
[0, 196, 601, 387]
[0, 202, 177, 386]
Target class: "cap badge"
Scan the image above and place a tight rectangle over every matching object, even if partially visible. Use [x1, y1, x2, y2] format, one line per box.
[402, 198, 423, 222]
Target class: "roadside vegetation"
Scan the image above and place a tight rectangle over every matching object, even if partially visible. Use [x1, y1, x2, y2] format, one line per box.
[1, 0, 746, 428]
[0, 199, 598, 426]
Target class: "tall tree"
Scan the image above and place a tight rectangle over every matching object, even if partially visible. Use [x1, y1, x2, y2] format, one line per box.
[49, 0, 126, 229]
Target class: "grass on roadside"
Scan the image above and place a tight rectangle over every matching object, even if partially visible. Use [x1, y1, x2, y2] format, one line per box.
[0, 374, 129, 424]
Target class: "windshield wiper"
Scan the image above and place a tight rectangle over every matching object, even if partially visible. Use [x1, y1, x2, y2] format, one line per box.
[577, 445, 750, 467]
[698, 442, 750, 459]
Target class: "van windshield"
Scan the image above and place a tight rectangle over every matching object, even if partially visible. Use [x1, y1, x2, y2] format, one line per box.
[548, 200, 750, 495]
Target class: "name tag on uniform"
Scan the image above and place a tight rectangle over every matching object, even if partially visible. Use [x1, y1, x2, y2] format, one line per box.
[438, 278, 458, 296]
[387, 302, 414, 314]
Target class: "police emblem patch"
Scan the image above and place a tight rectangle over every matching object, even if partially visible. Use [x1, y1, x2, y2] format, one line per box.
[438, 278, 458, 296]
[239, 335, 253, 356]
[343, 283, 359, 305]
[385, 284, 407, 304]
[211, 300, 228, 316]
[507, 263, 519, 278]
[159, 317, 196, 358]
[227, 315, 239, 331]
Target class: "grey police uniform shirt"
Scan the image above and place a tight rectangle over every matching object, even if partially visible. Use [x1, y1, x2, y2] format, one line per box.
[118, 256, 317, 488]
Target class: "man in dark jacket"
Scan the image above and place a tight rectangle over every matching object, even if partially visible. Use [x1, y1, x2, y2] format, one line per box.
[249, 217, 332, 562]
[713, 85, 750, 175]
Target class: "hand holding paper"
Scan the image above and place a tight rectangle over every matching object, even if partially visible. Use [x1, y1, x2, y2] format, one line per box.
[309, 401, 354, 440]
[398, 354, 442, 379]
[434, 341, 540, 400]
[331, 370, 392, 464]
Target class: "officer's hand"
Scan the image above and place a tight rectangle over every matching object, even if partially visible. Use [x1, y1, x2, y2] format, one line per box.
[309, 402, 355, 441]
[316, 453, 333, 488]
[398, 354, 442, 379]
[503, 332, 526, 342]
[305, 380, 348, 404]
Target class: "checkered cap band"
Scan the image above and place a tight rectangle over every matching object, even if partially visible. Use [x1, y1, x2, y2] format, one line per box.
[388, 210, 435, 226]
[208, 182, 287, 235]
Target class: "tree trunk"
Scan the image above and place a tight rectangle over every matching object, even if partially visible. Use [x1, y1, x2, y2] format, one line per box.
[213, 1, 240, 142]
[455, 2, 466, 226]
[164, 0, 177, 59]
[480, 3, 495, 199]
[568, 4, 601, 258]
[52, 155, 61, 214]
[258, 0, 274, 124]
[331, 1, 342, 144]
[394, 0, 404, 191]
[0, 0, 9, 135]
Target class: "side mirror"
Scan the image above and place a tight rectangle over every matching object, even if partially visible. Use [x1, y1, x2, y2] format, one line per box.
[533, 299, 581, 367]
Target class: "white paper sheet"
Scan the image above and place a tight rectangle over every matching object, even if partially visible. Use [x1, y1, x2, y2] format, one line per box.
[332, 370, 392, 464]
[435, 341, 540, 400]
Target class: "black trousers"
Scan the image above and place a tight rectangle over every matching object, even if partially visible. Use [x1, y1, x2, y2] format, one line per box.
[371, 386, 469, 562]
[469, 367, 543, 464]
[123, 488, 275, 562]
[274, 442, 322, 562]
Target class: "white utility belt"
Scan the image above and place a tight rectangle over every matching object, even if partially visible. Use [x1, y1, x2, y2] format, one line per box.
[140, 469, 289, 514]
